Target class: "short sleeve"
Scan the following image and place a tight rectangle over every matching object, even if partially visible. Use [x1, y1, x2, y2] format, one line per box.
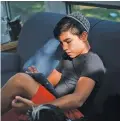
[55, 52, 70, 73]
[55, 58, 63, 73]
[81, 54, 106, 83]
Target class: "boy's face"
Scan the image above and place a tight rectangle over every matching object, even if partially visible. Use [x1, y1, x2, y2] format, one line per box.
[59, 30, 88, 58]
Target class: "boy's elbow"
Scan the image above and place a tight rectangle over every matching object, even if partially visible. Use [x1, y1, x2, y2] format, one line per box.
[77, 99, 85, 108]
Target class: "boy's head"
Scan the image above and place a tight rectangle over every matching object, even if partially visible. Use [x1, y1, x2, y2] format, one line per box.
[53, 12, 90, 58]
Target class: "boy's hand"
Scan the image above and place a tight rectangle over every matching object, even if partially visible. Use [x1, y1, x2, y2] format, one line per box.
[26, 66, 38, 73]
[12, 96, 36, 114]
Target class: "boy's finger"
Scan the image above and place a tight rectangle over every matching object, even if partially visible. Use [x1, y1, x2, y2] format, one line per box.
[26, 71, 29, 73]
[28, 66, 34, 73]
[31, 66, 38, 73]
[12, 99, 25, 108]
[15, 96, 34, 106]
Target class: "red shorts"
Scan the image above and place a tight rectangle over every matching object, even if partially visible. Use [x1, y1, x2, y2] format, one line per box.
[31, 85, 84, 119]
[31, 85, 56, 104]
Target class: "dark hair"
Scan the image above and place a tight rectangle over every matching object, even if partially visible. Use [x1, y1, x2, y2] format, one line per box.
[53, 17, 86, 40]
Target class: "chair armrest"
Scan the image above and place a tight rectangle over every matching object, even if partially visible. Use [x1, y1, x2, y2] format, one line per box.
[1, 52, 20, 72]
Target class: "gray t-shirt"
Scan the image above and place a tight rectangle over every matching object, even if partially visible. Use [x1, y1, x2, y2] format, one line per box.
[55, 51, 106, 116]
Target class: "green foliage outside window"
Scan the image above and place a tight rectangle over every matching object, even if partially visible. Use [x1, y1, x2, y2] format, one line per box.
[72, 5, 120, 22]
[9, 1, 45, 23]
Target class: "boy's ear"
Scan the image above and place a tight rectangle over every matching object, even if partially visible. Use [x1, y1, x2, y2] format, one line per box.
[79, 31, 88, 42]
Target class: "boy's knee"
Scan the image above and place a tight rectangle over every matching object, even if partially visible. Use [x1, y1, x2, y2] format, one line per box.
[12, 73, 28, 87]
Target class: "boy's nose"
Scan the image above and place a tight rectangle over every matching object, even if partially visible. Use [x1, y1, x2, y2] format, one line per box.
[62, 43, 68, 51]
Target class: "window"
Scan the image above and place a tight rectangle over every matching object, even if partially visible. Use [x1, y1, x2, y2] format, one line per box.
[71, 5, 120, 22]
[1, 1, 45, 44]
[1, 1, 66, 44]
[9, 1, 45, 23]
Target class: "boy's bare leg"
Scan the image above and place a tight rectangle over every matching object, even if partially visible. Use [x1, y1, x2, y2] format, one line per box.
[1, 73, 40, 116]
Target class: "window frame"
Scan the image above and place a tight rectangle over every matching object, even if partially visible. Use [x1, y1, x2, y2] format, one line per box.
[65, 1, 120, 14]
